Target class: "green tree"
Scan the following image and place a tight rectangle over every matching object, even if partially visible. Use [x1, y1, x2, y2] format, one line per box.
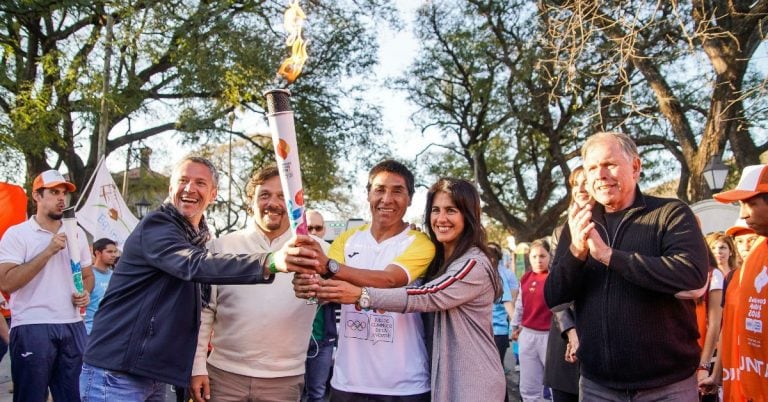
[540, 0, 768, 201]
[0, 0, 393, 204]
[401, 1, 596, 241]
[402, 0, 767, 240]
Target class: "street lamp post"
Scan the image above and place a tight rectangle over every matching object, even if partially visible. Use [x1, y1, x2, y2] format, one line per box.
[135, 196, 151, 219]
[702, 154, 729, 193]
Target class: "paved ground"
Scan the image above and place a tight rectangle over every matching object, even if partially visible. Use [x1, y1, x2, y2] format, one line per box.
[0, 350, 522, 401]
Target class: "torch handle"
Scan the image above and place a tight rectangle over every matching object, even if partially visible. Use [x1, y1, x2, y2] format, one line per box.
[62, 215, 84, 293]
[62, 208, 86, 315]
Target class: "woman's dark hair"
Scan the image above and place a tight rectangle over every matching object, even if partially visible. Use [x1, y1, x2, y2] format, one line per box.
[487, 242, 503, 268]
[423, 178, 501, 299]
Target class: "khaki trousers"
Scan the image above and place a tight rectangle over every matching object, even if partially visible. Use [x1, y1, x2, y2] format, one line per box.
[207, 363, 304, 402]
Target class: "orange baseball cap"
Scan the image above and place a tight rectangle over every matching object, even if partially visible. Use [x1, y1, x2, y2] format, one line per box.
[32, 170, 76, 193]
[713, 164, 768, 203]
[725, 218, 755, 237]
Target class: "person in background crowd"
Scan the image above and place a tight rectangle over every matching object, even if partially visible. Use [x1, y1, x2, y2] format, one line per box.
[545, 166, 590, 402]
[706, 232, 739, 279]
[545, 132, 708, 401]
[511, 241, 531, 369]
[696, 241, 723, 402]
[512, 239, 553, 402]
[81, 156, 319, 401]
[303, 209, 339, 402]
[700, 164, 768, 400]
[0, 169, 95, 402]
[725, 219, 759, 266]
[84, 238, 118, 334]
[315, 178, 506, 402]
[293, 160, 435, 402]
[0, 294, 9, 363]
[489, 242, 518, 378]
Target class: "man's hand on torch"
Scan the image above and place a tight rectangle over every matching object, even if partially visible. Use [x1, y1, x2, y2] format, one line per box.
[293, 273, 320, 300]
[72, 290, 90, 308]
[270, 235, 322, 276]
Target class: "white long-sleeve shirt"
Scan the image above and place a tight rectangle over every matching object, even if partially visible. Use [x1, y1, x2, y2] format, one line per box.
[191, 226, 326, 378]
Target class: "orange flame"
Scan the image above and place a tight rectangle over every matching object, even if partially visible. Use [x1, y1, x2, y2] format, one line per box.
[278, 0, 308, 83]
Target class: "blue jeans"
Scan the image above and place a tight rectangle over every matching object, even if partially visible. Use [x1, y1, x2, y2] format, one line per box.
[304, 340, 334, 402]
[580, 373, 698, 402]
[79, 363, 166, 401]
[11, 322, 86, 402]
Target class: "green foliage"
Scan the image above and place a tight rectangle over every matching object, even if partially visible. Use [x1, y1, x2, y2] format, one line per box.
[0, 0, 393, 216]
[402, 0, 767, 239]
[401, 0, 592, 240]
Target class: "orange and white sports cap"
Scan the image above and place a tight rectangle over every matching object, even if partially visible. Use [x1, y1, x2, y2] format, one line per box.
[32, 170, 76, 193]
[713, 164, 768, 203]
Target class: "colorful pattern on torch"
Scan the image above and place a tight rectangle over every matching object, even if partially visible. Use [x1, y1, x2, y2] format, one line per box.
[265, 89, 308, 236]
[70, 261, 84, 293]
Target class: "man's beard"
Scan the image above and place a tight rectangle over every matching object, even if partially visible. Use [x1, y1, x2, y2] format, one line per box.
[47, 211, 63, 220]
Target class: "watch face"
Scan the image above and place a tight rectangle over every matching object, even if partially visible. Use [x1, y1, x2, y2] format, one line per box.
[328, 259, 340, 274]
[359, 295, 371, 309]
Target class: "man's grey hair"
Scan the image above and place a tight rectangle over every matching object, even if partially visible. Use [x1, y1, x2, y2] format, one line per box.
[581, 132, 639, 162]
[171, 155, 220, 188]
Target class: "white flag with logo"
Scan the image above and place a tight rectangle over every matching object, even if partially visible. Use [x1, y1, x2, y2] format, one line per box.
[76, 159, 138, 249]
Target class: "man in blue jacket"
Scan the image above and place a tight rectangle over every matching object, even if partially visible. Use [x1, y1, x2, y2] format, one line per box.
[81, 156, 320, 400]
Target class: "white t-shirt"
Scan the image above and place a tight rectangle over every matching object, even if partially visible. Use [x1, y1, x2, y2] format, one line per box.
[710, 268, 725, 292]
[330, 224, 434, 396]
[0, 217, 92, 327]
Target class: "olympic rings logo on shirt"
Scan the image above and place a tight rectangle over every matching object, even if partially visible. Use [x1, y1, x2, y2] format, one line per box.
[347, 320, 367, 331]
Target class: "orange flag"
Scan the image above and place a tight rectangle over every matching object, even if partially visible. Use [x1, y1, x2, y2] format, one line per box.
[0, 182, 26, 318]
[0, 182, 26, 238]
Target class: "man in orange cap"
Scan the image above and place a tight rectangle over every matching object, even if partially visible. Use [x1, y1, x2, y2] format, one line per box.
[0, 169, 94, 401]
[706, 164, 768, 401]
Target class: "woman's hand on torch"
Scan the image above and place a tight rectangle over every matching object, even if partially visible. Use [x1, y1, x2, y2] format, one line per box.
[271, 235, 321, 275]
[315, 279, 362, 305]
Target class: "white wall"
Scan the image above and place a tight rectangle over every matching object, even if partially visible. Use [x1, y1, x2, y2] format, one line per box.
[690, 199, 740, 234]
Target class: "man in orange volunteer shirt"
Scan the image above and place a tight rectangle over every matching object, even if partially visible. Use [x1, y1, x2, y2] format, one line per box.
[710, 164, 768, 401]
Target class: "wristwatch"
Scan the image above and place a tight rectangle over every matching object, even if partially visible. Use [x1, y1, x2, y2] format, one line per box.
[357, 287, 371, 309]
[697, 362, 713, 371]
[321, 258, 340, 279]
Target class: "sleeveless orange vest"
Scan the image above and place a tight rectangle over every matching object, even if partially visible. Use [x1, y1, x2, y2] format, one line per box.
[721, 237, 768, 402]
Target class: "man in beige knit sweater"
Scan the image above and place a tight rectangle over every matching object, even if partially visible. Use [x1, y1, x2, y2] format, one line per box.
[189, 166, 328, 402]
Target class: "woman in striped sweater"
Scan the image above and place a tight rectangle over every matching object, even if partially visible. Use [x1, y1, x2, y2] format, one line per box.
[317, 178, 506, 402]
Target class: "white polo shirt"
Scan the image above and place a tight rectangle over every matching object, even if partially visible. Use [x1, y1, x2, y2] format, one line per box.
[0, 217, 92, 328]
[329, 224, 435, 396]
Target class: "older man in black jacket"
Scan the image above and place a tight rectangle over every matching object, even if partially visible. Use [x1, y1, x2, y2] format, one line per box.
[545, 132, 708, 401]
[81, 156, 320, 401]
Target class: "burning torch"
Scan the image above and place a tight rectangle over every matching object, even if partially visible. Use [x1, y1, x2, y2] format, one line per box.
[265, 0, 309, 235]
[265, 0, 314, 301]
[62, 207, 86, 314]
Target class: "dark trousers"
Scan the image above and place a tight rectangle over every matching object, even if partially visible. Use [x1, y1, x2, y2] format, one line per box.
[552, 389, 579, 402]
[494, 334, 510, 368]
[330, 388, 430, 402]
[10, 322, 86, 402]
